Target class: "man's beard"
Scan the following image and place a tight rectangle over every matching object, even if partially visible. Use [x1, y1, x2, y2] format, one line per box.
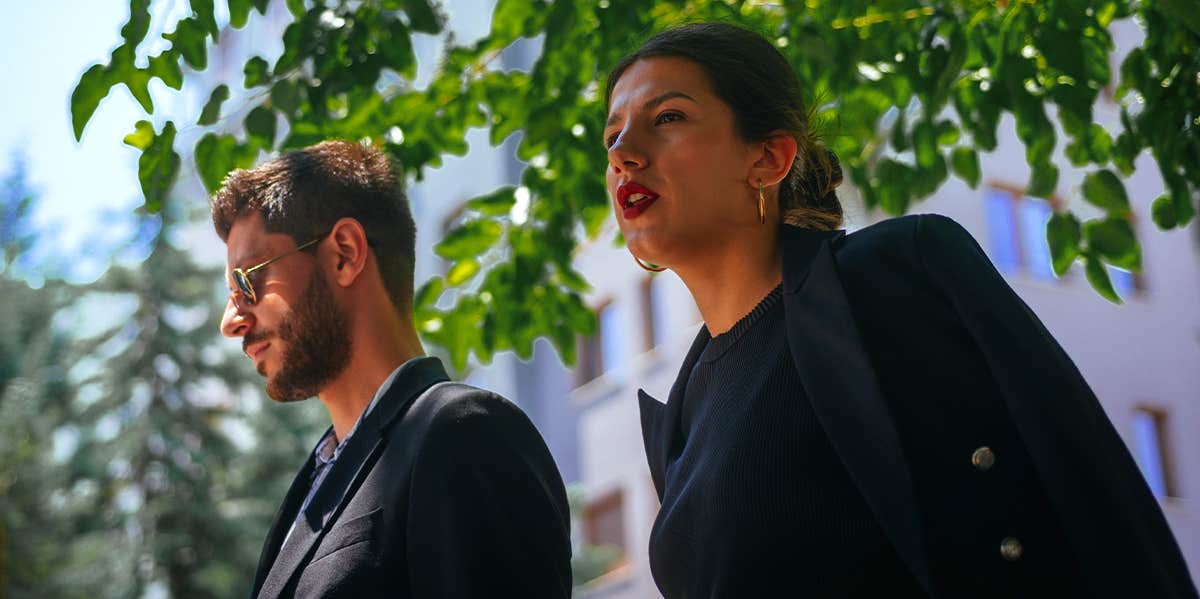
[261, 269, 352, 403]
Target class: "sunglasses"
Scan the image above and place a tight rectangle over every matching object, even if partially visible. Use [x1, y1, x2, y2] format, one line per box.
[230, 233, 326, 306]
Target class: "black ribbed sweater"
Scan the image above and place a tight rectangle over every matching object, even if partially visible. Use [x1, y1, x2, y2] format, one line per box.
[647, 286, 924, 598]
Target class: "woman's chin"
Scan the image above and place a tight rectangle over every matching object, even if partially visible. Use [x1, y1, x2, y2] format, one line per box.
[626, 235, 673, 267]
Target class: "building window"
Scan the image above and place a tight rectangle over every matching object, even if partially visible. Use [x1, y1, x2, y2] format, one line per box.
[1131, 407, 1176, 499]
[577, 301, 625, 385]
[640, 275, 671, 352]
[583, 489, 628, 566]
[984, 187, 1056, 282]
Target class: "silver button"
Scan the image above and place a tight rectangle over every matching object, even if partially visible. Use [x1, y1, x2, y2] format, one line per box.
[1000, 537, 1023, 561]
[972, 446, 996, 471]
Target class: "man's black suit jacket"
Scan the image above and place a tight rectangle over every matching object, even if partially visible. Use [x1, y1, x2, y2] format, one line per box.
[641, 214, 1196, 597]
[251, 357, 572, 598]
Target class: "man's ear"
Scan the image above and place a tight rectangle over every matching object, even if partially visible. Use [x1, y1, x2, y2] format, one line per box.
[326, 217, 370, 288]
[748, 132, 798, 188]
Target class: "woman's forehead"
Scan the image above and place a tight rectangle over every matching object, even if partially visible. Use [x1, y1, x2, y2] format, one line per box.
[608, 56, 714, 113]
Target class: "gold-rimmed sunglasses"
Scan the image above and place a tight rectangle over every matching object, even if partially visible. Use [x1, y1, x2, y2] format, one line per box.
[230, 233, 327, 306]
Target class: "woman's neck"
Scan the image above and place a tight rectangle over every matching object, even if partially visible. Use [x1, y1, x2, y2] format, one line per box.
[674, 229, 783, 336]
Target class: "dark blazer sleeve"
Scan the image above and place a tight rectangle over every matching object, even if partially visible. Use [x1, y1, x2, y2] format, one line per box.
[405, 391, 572, 598]
[913, 214, 1196, 597]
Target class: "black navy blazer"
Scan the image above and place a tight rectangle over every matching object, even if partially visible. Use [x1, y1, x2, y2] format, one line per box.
[251, 357, 572, 598]
[639, 214, 1196, 598]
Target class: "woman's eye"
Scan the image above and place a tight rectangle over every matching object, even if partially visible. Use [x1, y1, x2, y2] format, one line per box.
[605, 133, 619, 149]
[655, 111, 684, 125]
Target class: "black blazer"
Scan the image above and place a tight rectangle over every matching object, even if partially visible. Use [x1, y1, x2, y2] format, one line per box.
[251, 357, 572, 598]
[640, 214, 1196, 598]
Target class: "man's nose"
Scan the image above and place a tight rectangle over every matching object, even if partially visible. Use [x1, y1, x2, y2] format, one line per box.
[219, 295, 252, 338]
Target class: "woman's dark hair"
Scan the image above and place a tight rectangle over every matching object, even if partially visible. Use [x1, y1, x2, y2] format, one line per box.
[606, 23, 843, 230]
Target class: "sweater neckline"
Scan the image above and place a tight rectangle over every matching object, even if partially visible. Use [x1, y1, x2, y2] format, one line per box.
[701, 284, 783, 363]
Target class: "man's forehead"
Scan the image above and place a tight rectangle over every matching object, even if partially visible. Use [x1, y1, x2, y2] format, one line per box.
[225, 212, 287, 265]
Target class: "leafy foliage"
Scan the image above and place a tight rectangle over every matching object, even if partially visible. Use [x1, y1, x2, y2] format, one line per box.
[73, 0, 1199, 373]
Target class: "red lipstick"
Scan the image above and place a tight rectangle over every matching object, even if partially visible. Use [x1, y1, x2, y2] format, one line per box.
[616, 182, 660, 220]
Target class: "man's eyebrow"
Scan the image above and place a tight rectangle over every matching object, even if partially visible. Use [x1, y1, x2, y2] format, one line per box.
[606, 91, 698, 126]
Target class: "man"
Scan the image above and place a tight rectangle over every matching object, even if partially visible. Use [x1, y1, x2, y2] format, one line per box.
[214, 140, 572, 598]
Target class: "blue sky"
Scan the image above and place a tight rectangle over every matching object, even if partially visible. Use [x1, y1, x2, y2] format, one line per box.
[2, 2, 192, 281]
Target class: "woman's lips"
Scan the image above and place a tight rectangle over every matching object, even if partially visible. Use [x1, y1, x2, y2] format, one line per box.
[623, 196, 658, 220]
[617, 182, 660, 220]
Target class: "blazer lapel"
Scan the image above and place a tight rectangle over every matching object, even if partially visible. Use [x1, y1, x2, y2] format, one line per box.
[254, 357, 451, 599]
[250, 451, 319, 597]
[638, 327, 709, 499]
[780, 225, 935, 596]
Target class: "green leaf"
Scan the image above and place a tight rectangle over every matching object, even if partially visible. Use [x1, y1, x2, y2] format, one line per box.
[71, 64, 115, 141]
[244, 56, 271, 88]
[270, 79, 301, 115]
[446, 259, 480, 286]
[1085, 124, 1113, 163]
[466, 186, 517, 216]
[194, 133, 253, 192]
[950, 147, 980, 188]
[1111, 131, 1140, 176]
[1084, 217, 1140, 271]
[1046, 212, 1081, 276]
[912, 119, 938, 170]
[890, 110, 909, 152]
[1027, 162, 1059, 198]
[123, 120, 156, 150]
[228, 0, 252, 28]
[285, 0, 305, 18]
[414, 276, 445, 310]
[192, 0, 219, 38]
[379, 24, 417, 79]
[935, 121, 960, 146]
[1084, 253, 1122, 304]
[244, 106, 277, 149]
[1165, 173, 1196, 226]
[400, 0, 441, 33]
[121, 0, 152, 46]
[1081, 169, 1131, 215]
[165, 18, 209, 70]
[197, 84, 230, 126]
[137, 121, 180, 212]
[252, 0, 269, 14]
[148, 51, 183, 90]
[124, 70, 154, 113]
[1159, 0, 1200, 36]
[435, 220, 503, 260]
[1150, 194, 1178, 230]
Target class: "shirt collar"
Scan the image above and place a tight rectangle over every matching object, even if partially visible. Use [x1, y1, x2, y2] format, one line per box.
[310, 363, 408, 465]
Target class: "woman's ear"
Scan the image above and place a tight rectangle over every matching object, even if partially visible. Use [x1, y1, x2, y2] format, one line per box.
[748, 132, 798, 188]
[326, 217, 370, 288]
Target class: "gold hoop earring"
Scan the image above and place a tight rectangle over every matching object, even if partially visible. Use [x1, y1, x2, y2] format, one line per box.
[757, 179, 766, 224]
[631, 251, 666, 272]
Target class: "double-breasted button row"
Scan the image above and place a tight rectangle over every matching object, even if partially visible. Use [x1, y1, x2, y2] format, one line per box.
[971, 446, 1020, 561]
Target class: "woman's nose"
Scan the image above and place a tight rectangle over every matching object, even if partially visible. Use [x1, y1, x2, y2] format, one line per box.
[607, 132, 647, 175]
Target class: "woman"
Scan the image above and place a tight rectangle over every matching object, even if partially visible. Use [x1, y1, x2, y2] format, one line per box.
[604, 23, 1195, 598]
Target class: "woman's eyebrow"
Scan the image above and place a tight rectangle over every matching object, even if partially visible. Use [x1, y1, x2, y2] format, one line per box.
[607, 90, 698, 126]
